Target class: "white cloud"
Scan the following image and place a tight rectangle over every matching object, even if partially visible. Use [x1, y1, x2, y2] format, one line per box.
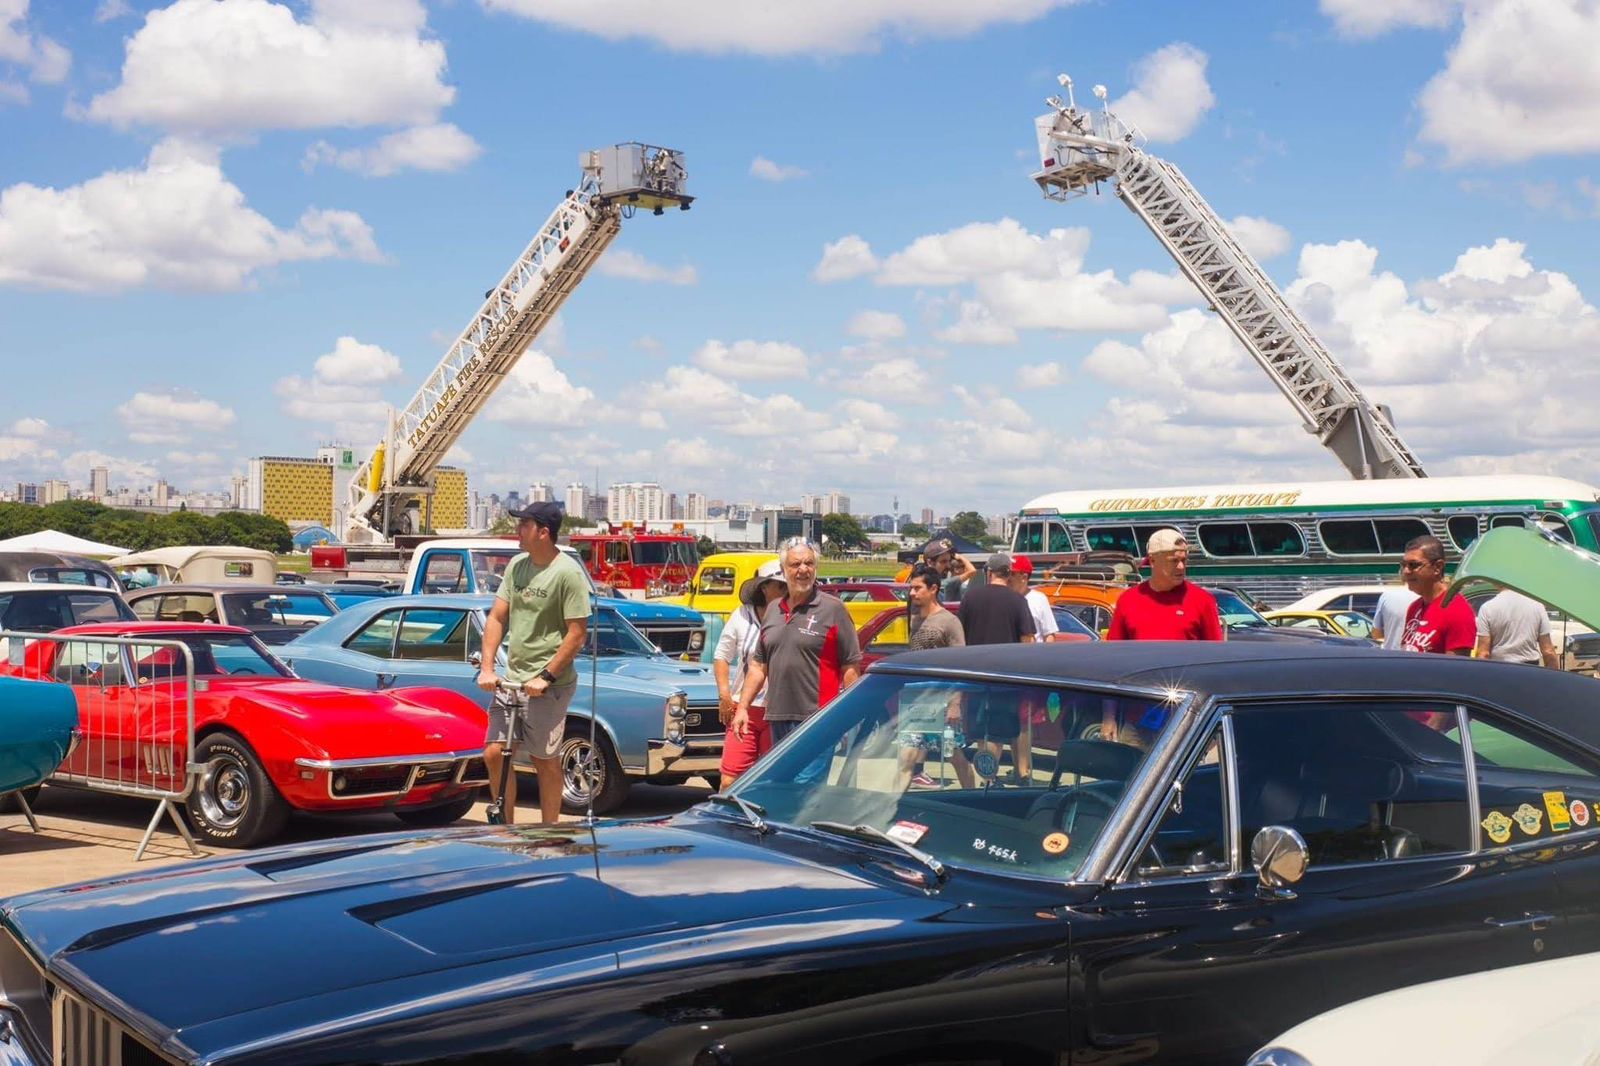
[9, 417, 48, 437]
[0, 139, 381, 291]
[87, 0, 454, 135]
[833, 357, 925, 403]
[481, 0, 1081, 57]
[846, 310, 906, 341]
[277, 336, 405, 435]
[813, 234, 878, 282]
[1069, 236, 1600, 484]
[484, 352, 603, 428]
[933, 301, 1019, 345]
[665, 437, 736, 468]
[692, 339, 808, 380]
[640, 365, 749, 415]
[61, 450, 156, 486]
[1017, 362, 1064, 388]
[117, 391, 237, 445]
[750, 156, 808, 182]
[1320, 0, 1460, 37]
[1417, 0, 1600, 165]
[95, 0, 134, 22]
[1110, 43, 1215, 143]
[303, 123, 482, 177]
[1226, 215, 1292, 261]
[879, 218, 1066, 286]
[596, 249, 698, 285]
[312, 336, 403, 385]
[0, 0, 69, 99]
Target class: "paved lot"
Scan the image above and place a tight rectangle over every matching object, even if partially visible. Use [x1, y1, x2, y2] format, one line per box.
[0, 775, 715, 898]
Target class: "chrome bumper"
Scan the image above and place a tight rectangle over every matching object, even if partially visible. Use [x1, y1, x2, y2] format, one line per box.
[646, 737, 724, 776]
[0, 1011, 42, 1066]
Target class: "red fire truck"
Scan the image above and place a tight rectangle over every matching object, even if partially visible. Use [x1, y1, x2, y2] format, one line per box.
[569, 523, 700, 598]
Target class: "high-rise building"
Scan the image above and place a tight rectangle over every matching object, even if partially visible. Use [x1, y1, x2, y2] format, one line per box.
[231, 475, 248, 509]
[154, 480, 170, 508]
[825, 491, 851, 516]
[89, 467, 109, 500]
[565, 482, 588, 518]
[685, 492, 708, 521]
[41, 479, 71, 504]
[430, 467, 470, 530]
[247, 457, 335, 524]
[920, 507, 935, 526]
[528, 482, 553, 503]
[607, 482, 665, 523]
[667, 492, 683, 520]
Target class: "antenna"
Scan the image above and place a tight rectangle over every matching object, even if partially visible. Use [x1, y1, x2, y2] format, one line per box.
[1058, 73, 1076, 111]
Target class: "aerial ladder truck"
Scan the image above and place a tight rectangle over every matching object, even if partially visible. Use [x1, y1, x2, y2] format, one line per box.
[1030, 77, 1426, 480]
[344, 143, 692, 543]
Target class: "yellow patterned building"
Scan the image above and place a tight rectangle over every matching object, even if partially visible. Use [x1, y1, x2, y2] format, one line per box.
[247, 455, 469, 534]
[246, 456, 335, 525]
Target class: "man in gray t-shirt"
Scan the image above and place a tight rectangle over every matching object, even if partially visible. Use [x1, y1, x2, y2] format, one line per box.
[1372, 585, 1418, 650]
[1474, 589, 1559, 667]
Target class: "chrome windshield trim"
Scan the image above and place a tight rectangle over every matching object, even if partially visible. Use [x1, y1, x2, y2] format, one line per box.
[1078, 692, 1204, 883]
[869, 662, 1190, 705]
[1221, 711, 1242, 873]
[294, 749, 483, 771]
[1458, 703, 1482, 855]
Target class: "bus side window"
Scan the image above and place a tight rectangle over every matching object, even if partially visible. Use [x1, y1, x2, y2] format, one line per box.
[1047, 522, 1073, 553]
[1086, 526, 1138, 554]
[1447, 514, 1480, 551]
[1016, 523, 1044, 553]
[1374, 518, 1429, 553]
[1490, 514, 1526, 530]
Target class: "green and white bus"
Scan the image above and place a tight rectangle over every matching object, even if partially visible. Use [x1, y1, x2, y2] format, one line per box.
[1012, 474, 1600, 607]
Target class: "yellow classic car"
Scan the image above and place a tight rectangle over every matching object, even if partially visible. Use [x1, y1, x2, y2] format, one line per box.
[1263, 609, 1378, 641]
[663, 552, 896, 660]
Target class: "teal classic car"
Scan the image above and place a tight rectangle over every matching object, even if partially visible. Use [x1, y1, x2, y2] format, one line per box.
[280, 594, 723, 813]
[0, 675, 77, 812]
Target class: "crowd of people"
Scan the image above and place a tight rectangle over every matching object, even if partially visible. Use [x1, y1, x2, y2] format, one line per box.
[478, 509, 1562, 821]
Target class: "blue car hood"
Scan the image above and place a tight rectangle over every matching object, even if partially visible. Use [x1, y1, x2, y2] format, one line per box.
[601, 655, 717, 695]
[3, 821, 947, 1062]
[601, 597, 702, 624]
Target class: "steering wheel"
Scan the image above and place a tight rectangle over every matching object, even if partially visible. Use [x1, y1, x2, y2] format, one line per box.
[1026, 783, 1121, 836]
[1045, 740, 1144, 791]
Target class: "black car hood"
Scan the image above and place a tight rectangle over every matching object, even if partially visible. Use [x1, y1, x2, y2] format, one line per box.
[4, 820, 978, 1060]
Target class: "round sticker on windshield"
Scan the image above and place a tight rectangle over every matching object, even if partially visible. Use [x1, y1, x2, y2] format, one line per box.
[1042, 832, 1069, 855]
[1572, 800, 1591, 828]
[973, 750, 999, 779]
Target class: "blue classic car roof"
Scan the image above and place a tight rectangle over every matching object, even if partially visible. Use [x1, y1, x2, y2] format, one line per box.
[289, 594, 495, 646]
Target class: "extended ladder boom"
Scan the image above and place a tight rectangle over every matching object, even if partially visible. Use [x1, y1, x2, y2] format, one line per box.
[1030, 82, 1425, 480]
[347, 144, 691, 541]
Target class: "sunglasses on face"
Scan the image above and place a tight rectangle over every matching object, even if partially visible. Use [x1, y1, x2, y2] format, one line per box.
[1401, 559, 1436, 571]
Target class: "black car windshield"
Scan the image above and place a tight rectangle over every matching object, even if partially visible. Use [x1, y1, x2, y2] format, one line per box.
[175, 633, 294, 677]
[729, 672, 1183, 879]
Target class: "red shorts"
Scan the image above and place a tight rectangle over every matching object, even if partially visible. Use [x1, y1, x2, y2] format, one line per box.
[721, 704, 772, 777]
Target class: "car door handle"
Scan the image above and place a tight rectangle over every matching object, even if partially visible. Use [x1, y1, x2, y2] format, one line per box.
[1487, 913, 1554, 930]
[376, 672, 396, 689]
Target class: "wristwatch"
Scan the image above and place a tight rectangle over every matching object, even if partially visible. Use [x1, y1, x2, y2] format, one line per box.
[537, 668, 557, 684]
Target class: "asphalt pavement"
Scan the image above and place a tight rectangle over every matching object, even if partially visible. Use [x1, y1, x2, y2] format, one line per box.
[0, 774, 715, 898]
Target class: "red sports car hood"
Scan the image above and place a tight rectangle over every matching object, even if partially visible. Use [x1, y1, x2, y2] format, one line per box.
[201, 678, 485, 753]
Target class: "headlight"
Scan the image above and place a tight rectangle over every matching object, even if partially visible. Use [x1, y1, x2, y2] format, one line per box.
[667, 693, 687, 719]
[688, 630, 706, 652]
[667, 725, 684, 744]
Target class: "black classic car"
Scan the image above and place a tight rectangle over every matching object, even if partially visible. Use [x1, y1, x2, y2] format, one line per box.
[6, 642, 1600, 1065]
[123, 583, 339, 644]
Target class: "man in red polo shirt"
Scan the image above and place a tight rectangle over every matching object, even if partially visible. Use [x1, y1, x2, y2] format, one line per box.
[1103, 528, 1222, 745]
[1398, 534, 1475, 656]
[1106, 528, 1224, 642]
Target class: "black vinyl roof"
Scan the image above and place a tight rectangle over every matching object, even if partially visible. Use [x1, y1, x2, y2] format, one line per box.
[879, 641, 1600, 750]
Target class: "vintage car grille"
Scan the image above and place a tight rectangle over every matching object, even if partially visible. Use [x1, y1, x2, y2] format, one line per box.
[412, 762, 456, 787]
[54, 987, 175, 1066]
[458, 756, 489, 785]
[683, 701, 721, 738]
[641, 625, 694, 655]
[330, 766, 411, 797]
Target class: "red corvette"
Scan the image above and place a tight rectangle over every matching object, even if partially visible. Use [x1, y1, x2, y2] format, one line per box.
[19, 622, 489, 848]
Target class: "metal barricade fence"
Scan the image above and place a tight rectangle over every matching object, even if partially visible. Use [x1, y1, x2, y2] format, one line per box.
[3, 630, 200, 860]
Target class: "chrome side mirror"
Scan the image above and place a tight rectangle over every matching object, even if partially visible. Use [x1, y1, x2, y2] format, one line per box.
[468, 651, 482, 668]
[1250, 825, 1308, 899]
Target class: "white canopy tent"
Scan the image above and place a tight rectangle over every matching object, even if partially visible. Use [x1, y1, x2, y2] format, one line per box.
[0, 529, 130, 556]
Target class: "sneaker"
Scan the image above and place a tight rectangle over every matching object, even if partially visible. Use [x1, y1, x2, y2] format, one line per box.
[909, 772, 938, 788]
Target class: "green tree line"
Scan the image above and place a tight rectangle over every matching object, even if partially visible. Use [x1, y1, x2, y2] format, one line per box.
[0, 501, 293, 553]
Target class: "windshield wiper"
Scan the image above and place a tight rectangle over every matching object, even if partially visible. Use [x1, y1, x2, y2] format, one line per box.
[809, 820, 948, 884]
[707, 792, 769, 835]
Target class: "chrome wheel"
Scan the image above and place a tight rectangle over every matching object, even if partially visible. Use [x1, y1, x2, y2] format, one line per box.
[560, 736, 602, 807]
[197, 751, 251, 829]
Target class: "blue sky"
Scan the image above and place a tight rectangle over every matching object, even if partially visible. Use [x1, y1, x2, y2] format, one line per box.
[3, 0, 1599, 517]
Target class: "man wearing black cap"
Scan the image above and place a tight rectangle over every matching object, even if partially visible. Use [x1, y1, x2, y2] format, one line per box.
[922, 537, 977, 602]
[476, 500, 590, 824]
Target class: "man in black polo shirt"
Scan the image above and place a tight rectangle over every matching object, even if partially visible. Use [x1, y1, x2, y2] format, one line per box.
[732, 538, 861, 745]
[958, 552, 1036, 783]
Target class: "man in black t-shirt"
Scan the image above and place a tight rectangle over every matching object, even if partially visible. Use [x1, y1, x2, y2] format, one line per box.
[958, 554, 1036, 779]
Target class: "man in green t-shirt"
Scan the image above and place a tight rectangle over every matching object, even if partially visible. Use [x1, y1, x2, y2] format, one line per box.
[475, 501, 591, 824]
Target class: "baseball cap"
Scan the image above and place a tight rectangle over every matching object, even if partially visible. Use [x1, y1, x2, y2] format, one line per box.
[1146, 528, 1187, 555]
[506, 500, 564, 532]
[923, 537, 954, 559]
[986, 552, 1015, 575]
[1010, 554, 1034, 575]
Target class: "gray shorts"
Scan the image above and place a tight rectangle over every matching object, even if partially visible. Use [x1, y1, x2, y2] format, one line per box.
[486, 683, 574, 760]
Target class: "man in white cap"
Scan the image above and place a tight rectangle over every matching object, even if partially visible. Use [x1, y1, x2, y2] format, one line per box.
[1106, 528, 1223, 643]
